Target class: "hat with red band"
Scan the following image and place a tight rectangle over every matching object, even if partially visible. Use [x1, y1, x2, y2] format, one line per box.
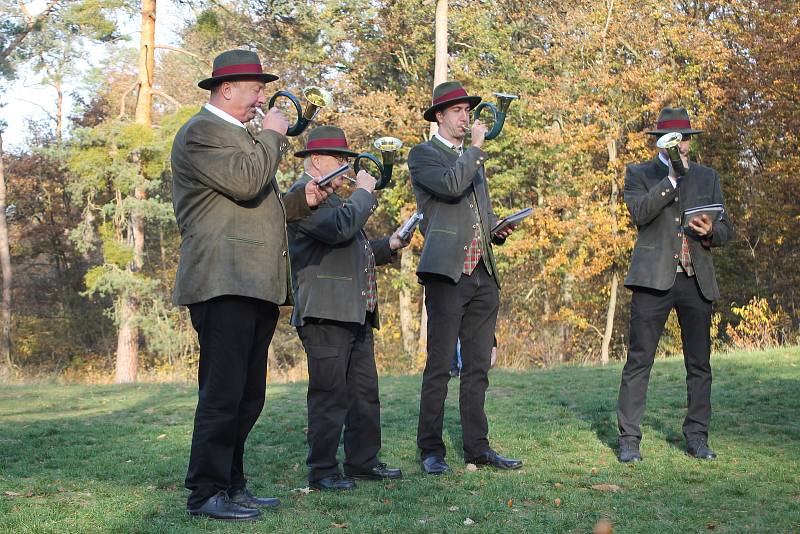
[294, 125, 359, 158]
[423, 80, 482, 122]
[198, 49, 279, 90]
[645, 107, 704, 135]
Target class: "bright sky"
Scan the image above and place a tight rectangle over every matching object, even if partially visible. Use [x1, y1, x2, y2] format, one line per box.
[1, 0, 189, 151]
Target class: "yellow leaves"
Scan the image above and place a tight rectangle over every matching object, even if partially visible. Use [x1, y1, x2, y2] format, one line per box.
[726, 297, 789, 350]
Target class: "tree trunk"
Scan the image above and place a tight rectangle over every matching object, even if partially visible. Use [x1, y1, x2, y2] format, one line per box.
[115, 0, 157, 383]
[429, 0, 449, 139]
[417, 0, 449, 364]
[417, 297, 428, 369]
[398, 247, 417, 366]
[0, 133, 12, 379]
[55, 77, 63, 144]
[600, 135, 620, 364]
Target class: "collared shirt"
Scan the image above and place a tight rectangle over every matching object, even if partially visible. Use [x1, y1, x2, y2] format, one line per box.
[434, 132, 463, 155]
[204, 103, 246, 129]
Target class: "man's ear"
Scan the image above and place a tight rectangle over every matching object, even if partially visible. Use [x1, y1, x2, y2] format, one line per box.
[220, 81, 234, 101]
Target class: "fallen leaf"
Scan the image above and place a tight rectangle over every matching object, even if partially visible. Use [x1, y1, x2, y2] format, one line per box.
[156, 434, 167, 440]
[24, 491, 34, 497]
[292, 487, 313, 495]
[594, 519, 613, 534]
[507, 499, 513, 508]
[554, 498, 562, 507]
[448, 506, 459, 512]
[554, 482, 563, 489]
[385, 482, 397, 489]
[706, 523, 716, 530]
[292, 463, 299, 471]
[464, 518, 475, 526]
[331, 522, 347, 529]
[381, 498, 390, 504]
[4, 491, 21, 497]
[466, 463, 478, 472]
[591, 467, 598, 476]
[591, 484, 621, 492]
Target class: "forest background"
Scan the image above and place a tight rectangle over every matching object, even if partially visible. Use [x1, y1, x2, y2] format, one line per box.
[0, 0, 797, 383]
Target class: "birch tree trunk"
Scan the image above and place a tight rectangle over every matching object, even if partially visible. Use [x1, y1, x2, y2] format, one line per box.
[600, 136, 620, 365]
[0, 133, 12, 380]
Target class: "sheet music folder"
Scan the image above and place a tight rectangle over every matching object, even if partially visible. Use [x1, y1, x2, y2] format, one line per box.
[682, 204, 724, 228]
[491, 207, 533, 235]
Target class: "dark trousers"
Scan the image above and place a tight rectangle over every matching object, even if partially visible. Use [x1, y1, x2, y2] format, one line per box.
[617, 272, 713, 444]
[185, 295, 279, 508]
[417, 260, 499, 460]
[296, 319, 381, 482]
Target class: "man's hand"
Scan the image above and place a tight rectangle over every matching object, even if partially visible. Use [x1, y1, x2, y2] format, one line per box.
[389, 227, 412, 251]
[493, 223, 516, 240]
[470, 119, 488, 149]
[304, 179, 333, 208]
[261, 107, 289, 135]
[688, 213, 713, 237]
[355, 170, 377, 194]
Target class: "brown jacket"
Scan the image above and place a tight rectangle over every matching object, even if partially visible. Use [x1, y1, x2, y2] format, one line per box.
[171, 107, 311, 305]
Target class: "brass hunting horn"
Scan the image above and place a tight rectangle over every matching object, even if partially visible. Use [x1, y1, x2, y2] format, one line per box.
[656, 132, 687, 176]
[472, 92, 519, 140]
[353, 136, 403, 190]
[259, 86, 333, 137]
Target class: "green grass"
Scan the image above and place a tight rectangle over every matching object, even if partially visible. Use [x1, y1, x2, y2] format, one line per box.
[1, 348, 798, 533]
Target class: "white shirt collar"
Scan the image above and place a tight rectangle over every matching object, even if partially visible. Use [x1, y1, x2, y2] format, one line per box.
[204, 103, 246, 129]
[434, 132, 463, 153]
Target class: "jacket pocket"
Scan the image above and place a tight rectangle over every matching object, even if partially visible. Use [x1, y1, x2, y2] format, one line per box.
[225, 235, 266, 247]
[428, 228, 457, 236]
[306, 345, 340, 392]
[316, 275, 353, 281]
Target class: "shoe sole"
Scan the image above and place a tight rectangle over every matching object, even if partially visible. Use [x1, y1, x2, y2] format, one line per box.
[309, 484, 357, 491]
[187, 511, 261, 521]
[345, 474, 404, 480]
[469, 463, 523, 470]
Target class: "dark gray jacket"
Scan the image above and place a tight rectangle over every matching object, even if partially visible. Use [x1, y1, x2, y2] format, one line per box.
[171, 108, 310, 306]
[408, 139, 502, 286]
[287, 174, 395, 328]
[624, 156, 732, 301]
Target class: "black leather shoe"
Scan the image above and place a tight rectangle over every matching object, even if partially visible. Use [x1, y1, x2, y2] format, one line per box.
[618, 441, 642, 463]
[187, 491, 260, 521]
[421, 455, 450, 475]
[687, 440, 717, 460]
[310, 474, 357, 491]
[228, 487, 280, 508]
[344, 462, 403, 480]
[467, 449, 523, 470]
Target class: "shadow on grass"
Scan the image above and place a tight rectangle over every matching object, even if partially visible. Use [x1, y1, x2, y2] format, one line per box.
[549, 357, 800, 456]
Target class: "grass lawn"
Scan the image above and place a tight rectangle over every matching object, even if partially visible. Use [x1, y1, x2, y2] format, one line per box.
[1, 347, 798, 533]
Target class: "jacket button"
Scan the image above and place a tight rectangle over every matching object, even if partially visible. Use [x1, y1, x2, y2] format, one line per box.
[282, 250, 288, 257]
[364, 268, 368, 272]
[673, 254, 679, 259]
[464, 246, 468, 250]
[675, 217, 680, 223]
[678, 233, 682, 238]
[361, 291, 366, 296]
